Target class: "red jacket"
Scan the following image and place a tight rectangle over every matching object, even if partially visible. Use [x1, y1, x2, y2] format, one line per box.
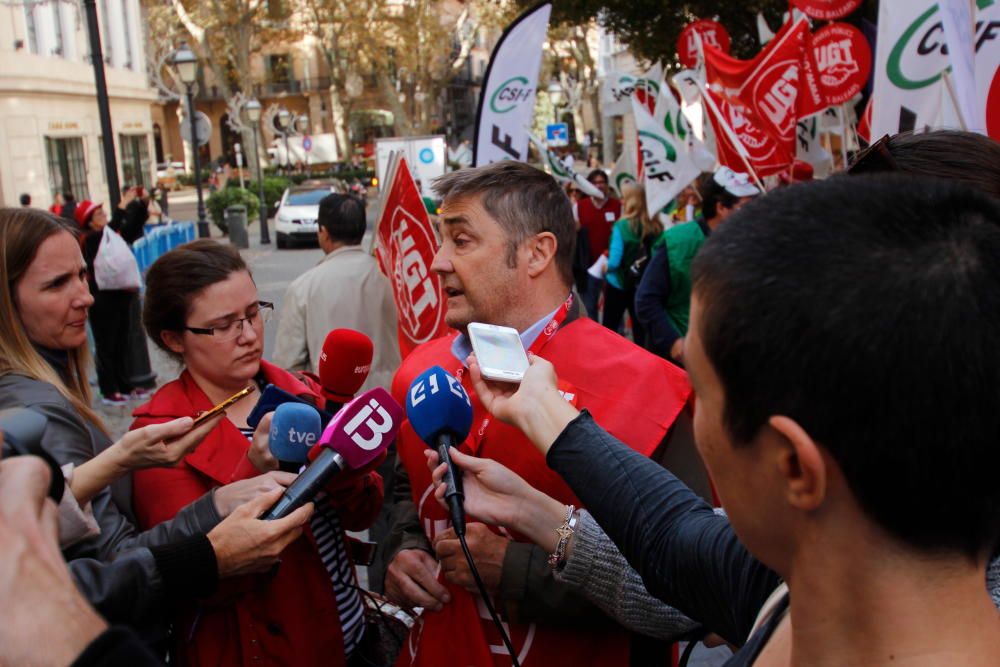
[130, 360, 383, 667]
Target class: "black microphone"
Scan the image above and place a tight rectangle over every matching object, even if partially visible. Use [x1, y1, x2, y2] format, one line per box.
[405, 366, 473, 536]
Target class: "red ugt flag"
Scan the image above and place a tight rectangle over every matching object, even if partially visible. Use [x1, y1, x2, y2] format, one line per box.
[374, 156, 449, 358]
[705, 16, 824, 164]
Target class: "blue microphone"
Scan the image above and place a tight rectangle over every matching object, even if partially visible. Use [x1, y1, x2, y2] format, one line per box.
[406, 366, 473, 536]
[269, 402, 322, 472]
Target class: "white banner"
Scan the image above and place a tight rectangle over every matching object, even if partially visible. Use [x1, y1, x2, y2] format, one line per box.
[976, 0, 999, 139]
[631, 86, 701, 215]
[873, 0, 997, 138]
[528, 133, 603, 198]
[600, 64, 663, 117]
[795, 115, 833, 178]
[609, 142, 638, 198]
[473, 2, 552, 166]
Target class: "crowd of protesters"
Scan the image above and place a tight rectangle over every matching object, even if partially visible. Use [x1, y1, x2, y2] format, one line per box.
[1, 129, 999, 667]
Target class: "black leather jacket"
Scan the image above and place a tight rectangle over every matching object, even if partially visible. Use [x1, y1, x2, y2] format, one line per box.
[0, 368, 220, 627]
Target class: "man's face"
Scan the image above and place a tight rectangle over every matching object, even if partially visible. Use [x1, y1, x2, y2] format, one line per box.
[431, 194, 523, 332]
[684, 295, 783, 561]
[717, 195, 753, 222]
[589, 174, 609, 199]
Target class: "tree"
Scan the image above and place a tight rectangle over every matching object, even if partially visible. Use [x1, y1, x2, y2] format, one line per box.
[522, 0, 790, 64]
[300, 0, 378, 158]
[368, 0, 515, 136]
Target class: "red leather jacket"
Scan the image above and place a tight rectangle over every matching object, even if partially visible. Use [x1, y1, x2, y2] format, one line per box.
[130, 360, 383, 666]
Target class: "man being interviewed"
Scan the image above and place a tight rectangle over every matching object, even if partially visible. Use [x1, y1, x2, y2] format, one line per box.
[382, 161, 692, 666]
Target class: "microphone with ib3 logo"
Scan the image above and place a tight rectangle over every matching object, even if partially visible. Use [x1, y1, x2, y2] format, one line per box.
[261, 387, 402, 520]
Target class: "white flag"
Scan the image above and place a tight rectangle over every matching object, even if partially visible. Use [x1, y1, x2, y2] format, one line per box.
[601, 64, 663, 117]
[473, 3, 551, 166]
[872, 0, 996, 138]
[609, 142, 638, 198]
[795, 115, 833, 178]
[632, 86, 700, 215]
[528, 133, 603, 198]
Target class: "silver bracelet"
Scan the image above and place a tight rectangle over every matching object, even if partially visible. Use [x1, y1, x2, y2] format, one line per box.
[547, 504, 577, 569]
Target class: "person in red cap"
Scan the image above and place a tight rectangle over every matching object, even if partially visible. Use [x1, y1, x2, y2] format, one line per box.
[76, 201, 138, 405]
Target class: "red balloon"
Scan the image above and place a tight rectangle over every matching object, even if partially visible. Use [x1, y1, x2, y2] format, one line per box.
[677, 19, 731, 69]
[791, 0, 862, 21]
[811, 22, 872, 105]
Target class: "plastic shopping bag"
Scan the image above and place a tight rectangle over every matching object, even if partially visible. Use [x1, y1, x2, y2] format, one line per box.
[94, 226, 142, 291]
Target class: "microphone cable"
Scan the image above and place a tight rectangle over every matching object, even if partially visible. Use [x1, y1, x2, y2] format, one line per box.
[458, 532, 521, 667]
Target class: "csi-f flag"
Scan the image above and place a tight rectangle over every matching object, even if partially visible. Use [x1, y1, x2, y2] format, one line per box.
[631, 85, 701, 215]
[872, 0, 997, 138]
[528, 133, 603, 198]
[609, 141, 638, 198]
[473, 2, 552, 166]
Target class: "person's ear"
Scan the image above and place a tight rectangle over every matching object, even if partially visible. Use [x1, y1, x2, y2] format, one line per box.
[768, 415, 827, 511]
[524, 232, 558, 279]
[317, 225, 329, 245]
[160, 330, 185, 356]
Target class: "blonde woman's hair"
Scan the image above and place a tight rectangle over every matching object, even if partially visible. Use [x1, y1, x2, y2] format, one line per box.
[621, 183, 663, 240]
[0, 208, 107, 434]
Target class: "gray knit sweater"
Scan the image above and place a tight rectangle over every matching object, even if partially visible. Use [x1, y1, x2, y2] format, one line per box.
[557, 510, 1000, 641]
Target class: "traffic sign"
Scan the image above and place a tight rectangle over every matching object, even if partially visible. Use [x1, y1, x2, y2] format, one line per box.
[302, 135, 313, 152]
[180, 111, 212, 147]
[546, 123, 569, 147]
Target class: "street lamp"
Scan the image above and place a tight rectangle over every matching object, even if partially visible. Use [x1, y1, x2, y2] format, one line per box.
[547, 80, 564, 124]
[245, 98, 270, 244]
[277, 108, 291, 174]
[173, 42, 209, 237]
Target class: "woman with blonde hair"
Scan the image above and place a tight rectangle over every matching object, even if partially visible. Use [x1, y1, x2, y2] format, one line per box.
[604, 183, 662, 347]
[0, 207, 312, 635]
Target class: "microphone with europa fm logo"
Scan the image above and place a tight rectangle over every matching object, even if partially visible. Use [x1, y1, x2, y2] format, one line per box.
[406, 366, 473, 537]
[261, 387, 403, 520]
[317, 329, 374, 413]
[405, 367, 520, 667]
[268, 403, 322, 473]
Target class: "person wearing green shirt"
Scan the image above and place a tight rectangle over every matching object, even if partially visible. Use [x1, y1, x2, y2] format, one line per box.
[604, 184, 663, 347]
[636, 167, 760, 362]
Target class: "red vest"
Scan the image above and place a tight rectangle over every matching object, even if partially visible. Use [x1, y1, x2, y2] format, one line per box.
[578, 196, 622, 262]
[392, 318, 691, 667]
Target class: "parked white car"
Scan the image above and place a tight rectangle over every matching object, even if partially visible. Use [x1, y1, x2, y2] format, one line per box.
[274, 185, 340, 248]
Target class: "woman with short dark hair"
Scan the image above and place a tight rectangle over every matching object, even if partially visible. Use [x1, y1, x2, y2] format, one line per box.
[132, 239, 384, 666]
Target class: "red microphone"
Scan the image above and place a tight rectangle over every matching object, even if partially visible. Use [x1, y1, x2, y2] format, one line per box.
[317, 329, 374, 411]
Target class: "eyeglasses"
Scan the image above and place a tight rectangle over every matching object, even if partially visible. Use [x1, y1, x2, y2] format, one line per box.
[847, 134, 898, 175]
[184, 301, 274, 341]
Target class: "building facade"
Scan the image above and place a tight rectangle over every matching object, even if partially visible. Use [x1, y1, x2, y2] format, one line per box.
[0, 0, 157, 208]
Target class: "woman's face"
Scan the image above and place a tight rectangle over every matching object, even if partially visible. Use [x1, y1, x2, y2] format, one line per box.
[89, 208, 108, 230]
[15, 232, 94, 350]
[168, 270, 264, 390]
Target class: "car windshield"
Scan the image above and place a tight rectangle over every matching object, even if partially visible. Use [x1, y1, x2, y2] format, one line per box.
[286, 189, 330, 206]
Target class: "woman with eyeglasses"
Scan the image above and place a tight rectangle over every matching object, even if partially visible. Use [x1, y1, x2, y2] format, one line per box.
[0, 208, 315, 643]
[130, 239, 384, 667]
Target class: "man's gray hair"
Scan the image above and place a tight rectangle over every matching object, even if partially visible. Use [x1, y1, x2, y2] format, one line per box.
[432, 161, 575, 286]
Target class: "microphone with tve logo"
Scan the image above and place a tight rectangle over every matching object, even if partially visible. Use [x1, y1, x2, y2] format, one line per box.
[262, 387, 402, 520]
[406, 366, 473, 537]
[268, 402, 322, 472]
[317, 329, 374, 413]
